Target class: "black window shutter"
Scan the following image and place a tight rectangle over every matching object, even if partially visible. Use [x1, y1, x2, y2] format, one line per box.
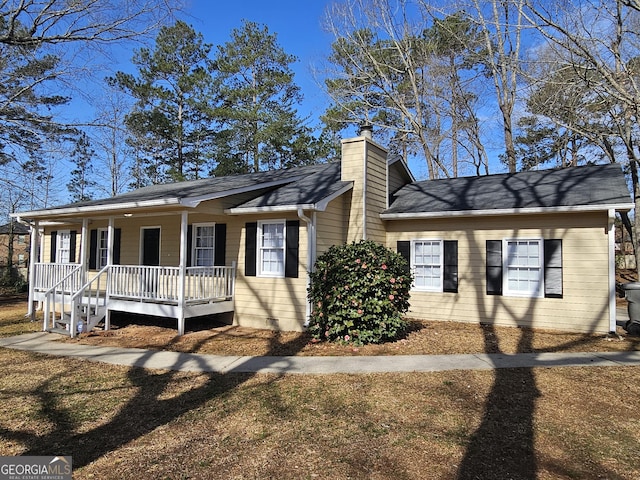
[88, 229, 98, 270]
[113, 228, 122, 265]
[443, 240, 458, 293]
[544, 239, 563, 298]
[285, 220, 299, 278]
[214, 224, 226, 266]
[397, 241, 411, 273]
[70, 231, 77, 263]
[50, 231, 57, 263]
[486, 240, 503, 295]
[186, 225, 193, 266]
[245, 222, 257, 277]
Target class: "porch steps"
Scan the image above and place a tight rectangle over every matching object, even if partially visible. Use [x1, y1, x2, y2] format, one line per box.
[46, 305, 106, 337]
[47, 316, 72, 336]
[48, 327, 72, 336]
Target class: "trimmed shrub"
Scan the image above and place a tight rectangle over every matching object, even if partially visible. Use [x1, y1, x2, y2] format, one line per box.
[307, 240, 413, 345]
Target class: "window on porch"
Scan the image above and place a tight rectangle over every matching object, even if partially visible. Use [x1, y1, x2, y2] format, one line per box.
[192, 223, 215, 267]
[98, 229, 108, 269]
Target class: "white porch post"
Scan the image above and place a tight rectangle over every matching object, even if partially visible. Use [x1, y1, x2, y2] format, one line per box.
[177, 211, 188, 335]
[105, 217, 115, 331]
[297, 208, 316, 326]
[80, 218, 89, 282]
[27, 220, 40, 321]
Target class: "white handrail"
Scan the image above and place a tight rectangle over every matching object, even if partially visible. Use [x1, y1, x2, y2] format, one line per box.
[69, 265, 110, 338]
[42, 264, 83, 333]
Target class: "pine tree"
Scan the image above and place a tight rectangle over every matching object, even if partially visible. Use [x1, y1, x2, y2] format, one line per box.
[67, 133, 97, 202]
[212, 20, 316, 174]
[111, 21, 216, 183]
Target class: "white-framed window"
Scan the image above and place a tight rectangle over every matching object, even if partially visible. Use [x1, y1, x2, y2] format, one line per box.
[97, 229, 109, 269]
[57, 230, 71, 263]
[504, 239, 543, 297]
[17, 235, 25, 245]
[18, 254, 25, 266]
[412, 239, 443, 291]
[258, 220, 285, 277]
[192, 223, 215, 266]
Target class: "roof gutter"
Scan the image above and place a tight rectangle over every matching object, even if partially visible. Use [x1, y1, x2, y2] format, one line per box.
[11, 198, 183, 219]
[380, 202, 635, 220]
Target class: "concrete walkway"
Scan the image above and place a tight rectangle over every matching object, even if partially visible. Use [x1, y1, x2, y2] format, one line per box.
[1, 332, 640, 374]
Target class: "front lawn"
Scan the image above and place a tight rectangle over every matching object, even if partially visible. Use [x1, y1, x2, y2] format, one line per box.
[1, 298, 639, 479]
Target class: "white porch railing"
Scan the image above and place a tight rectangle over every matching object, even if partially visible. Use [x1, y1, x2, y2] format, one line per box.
[69, 266, 109, 338]
[185, 264, 236, 303]
[34, 263, 83, 293]
[109, 263, 236, 304]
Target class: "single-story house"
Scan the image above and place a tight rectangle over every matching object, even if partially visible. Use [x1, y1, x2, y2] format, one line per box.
[13, 131, 633, 336]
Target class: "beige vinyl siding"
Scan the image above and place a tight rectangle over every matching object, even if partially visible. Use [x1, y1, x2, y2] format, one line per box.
[365, 142, 387, 243]
[341, 138, 365, 242]
[388, 161, 412, 197]
[86, 212, 229, 268]
[341, 136, 389, 243]
[386, 212, 612, 333]
[316, 197, 347, 256]
[229, 214, 309, 331]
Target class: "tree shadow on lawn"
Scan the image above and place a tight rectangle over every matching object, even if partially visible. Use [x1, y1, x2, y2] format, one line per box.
[456, 325, 540, 480]
[1, 334, 305, 469]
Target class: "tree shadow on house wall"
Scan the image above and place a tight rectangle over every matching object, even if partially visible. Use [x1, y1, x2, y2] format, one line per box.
[454, 169, 616, 479]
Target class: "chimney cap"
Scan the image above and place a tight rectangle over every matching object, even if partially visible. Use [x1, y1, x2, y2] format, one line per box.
[358, 122, 373, 139]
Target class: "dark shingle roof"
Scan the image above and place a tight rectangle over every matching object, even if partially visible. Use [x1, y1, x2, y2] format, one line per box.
[20, 163, 345, 218]
[55, 163, 333, 210]
[384, 163, 632, 217]
[229, 162, 350, 210]
[0, 222, 29, 235]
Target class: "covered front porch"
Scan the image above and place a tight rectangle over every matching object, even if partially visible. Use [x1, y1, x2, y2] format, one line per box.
[26, 210, 236, 337]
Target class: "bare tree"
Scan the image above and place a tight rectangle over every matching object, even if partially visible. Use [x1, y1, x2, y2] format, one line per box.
[0, 0, 178, 47]
[323, 0, 490, 179]
[0, 0, 181, 203]
[89, 87, 134, 197]
[464, 0, 527, 173]
[522, 0, 640, 270]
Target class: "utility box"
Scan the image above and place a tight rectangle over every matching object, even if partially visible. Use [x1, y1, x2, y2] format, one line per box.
[622, 283, 640, 335]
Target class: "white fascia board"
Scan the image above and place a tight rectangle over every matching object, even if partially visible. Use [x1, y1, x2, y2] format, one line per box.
[380, 202, 635, 220]
[179, 177, 306, 208]
[13, 198, 183, 219]
[225, 204, 316, 215]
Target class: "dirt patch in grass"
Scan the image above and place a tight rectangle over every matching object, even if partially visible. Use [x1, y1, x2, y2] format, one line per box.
[3, 299, 639, 355]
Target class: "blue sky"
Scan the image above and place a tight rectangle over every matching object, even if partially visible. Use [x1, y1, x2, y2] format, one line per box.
[181, 0, 335, 128]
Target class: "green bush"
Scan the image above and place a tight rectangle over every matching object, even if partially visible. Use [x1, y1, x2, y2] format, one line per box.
[307, 240, 413, 345]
